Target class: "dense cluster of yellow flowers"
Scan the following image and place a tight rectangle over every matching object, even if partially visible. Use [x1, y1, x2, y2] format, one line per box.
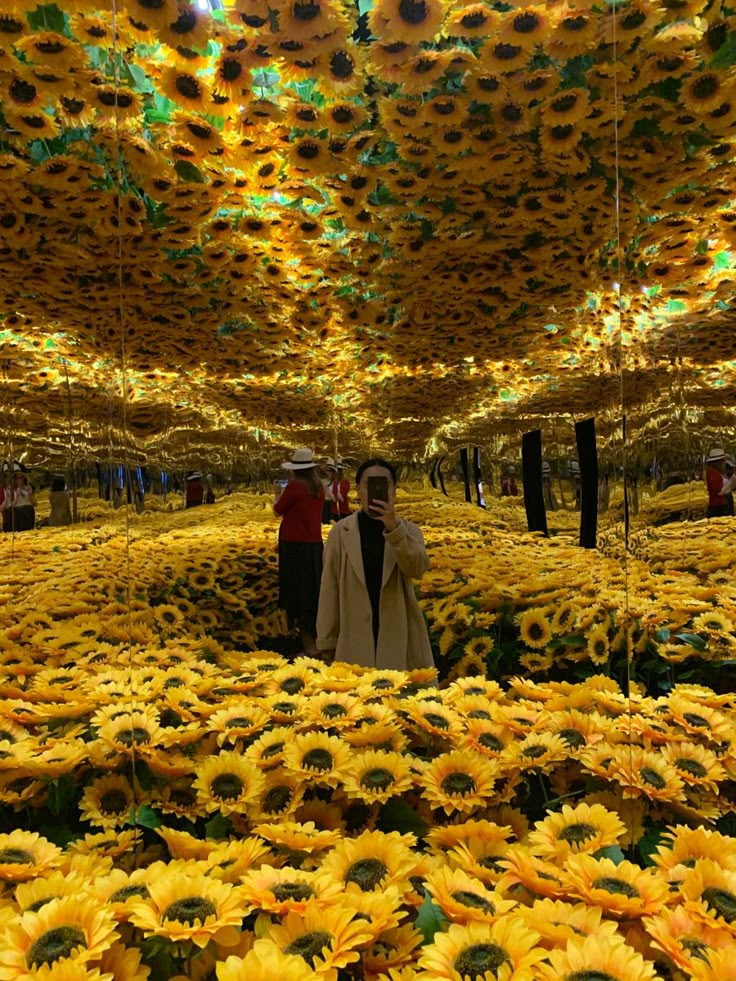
[0, 647, 734, 979]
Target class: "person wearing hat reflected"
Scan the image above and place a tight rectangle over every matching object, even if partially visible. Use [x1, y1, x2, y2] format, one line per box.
[326, 457, 350, 522]
[705, 447, 736, 518]
[273, 448, 325, 657]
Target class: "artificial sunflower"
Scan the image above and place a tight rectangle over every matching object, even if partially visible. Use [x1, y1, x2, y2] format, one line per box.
[369, 0, 445, 44]
[157, 64, 211, 109]
[283, 730, 352, 787]
[193, 749, 265, 816]
[0, 830, 62, 882]
[216, 941, 313, 981]
[563, 854, 670, 919]
[515, 898, 620, 951]
[517, 608, 553, 649]
[419, 749, 499, 815]
[528, 803, 626, 862]
[318, 829, 417, 894]
[425, 865, 517, 925]
[79, 774, 137, 830]
[13, 32, 87, 72]
[342, 749, 414, 804]
[417, 917, 545, 979]
[644, 904, 734, 973]
[679, 858, 736, 929]
[266, 900, 375, 974]
[536, 933, 661, 981]
[126, 871, 243, 949]
[239, 866, 343, 916]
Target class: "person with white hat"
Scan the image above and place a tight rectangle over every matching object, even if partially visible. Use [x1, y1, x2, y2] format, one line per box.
[273, 448, 325, 656]
[705, 447, 736, 518]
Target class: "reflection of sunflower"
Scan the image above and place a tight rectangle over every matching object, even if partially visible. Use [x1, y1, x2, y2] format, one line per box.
[127, 871, 243, 949]
[419, 750, 498, 815]
[92, 85, 143, 122]
[536, 934, 660, 981]
[528, 803, 626, 862]
[585, 624, 610, 665]
[417, 918, 545, 979]
[563, 854, 670, 919]
[0, 895, 118, 975]
[193, 750, 265, 816]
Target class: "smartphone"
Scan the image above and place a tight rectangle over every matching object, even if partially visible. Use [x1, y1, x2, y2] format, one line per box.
[366, 475, 389, 516]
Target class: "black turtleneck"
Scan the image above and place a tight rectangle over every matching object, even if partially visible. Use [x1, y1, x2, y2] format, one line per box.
[357, 509, 385, 648]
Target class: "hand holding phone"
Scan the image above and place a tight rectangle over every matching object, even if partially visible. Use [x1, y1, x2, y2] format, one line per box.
[366, 475, 389, 517]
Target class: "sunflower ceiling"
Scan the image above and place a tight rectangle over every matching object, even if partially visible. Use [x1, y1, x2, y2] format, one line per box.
[0, 0, 735, 462]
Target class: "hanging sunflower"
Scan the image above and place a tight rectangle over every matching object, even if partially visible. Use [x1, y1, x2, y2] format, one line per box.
[13, 32, 87, 72]
[370, 0, 445, 44]
[157, 64, 212, 110]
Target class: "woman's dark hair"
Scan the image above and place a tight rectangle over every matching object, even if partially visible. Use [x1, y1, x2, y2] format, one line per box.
[51, 477, 66, 492]
[356, 458, 398, 485]
[293, 466, 322, 497]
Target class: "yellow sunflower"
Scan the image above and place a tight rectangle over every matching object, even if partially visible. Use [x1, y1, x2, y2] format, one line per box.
[645, 904, 734, 973]
[342, 749, 414, 804]
[680, 858, 736, 930]
[0, 895, 118, 975]
[13, 32, 86, 71]
[126, 871, 243, 949]
[515, 898, 620, 950]
[518, 608, 553, 649]
[193, 750, 266, 816]
[369, 0, 445, 44]
[239, 866, 343, 916]
[425, 865, 517, 925]
[217, 941, 314, 981]
[417, 918, 545, 979]
[536, 933, 661, 981]
[283, 730, 352, 787]
[266, 900, 375, 974]
[79, 774, 136, 830]
[528, 803, 626, 862]
[609, 746, 686, 802]
[563, 854, 670, 919]
[318, 829, 417, 894]
[0, 830, 61, 882]
[419, 750, 499, 815]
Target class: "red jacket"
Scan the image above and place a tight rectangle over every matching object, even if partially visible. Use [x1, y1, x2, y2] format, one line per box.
[330, 477, 350, 516]
[274, 479, 324, 542]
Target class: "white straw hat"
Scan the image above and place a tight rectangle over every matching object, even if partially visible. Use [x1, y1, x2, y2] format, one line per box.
[706, 447, 726, 462]
[282, 447, 316, 470]
[324, 457, 343, 468]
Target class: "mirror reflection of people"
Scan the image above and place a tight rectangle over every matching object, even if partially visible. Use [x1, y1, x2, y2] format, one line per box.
[705, 447, 736, 518]
[320, 463, 336, 525]
[2, 463, 36, 532]
[725, 458, 735, 517]
[316, 458, 434, 670]
[185, 472, 205, 508]
[542, 462, 557, 511]
[598, 474, 610, 513]
[501, 465, 518, 496]
[273, 448, 325, 657]
[326, 456, 350, 522]
[47, 476, 72, 526]
[569, 460, 581, 511]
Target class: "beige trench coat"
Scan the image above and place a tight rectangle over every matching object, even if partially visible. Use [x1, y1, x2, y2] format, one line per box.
[316, 512, 435, 670]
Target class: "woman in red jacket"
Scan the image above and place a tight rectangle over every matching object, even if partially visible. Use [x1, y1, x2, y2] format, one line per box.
[273, 448, 325, 656]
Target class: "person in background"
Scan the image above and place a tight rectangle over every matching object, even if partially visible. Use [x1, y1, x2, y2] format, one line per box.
[320, 462, 335, 525]
[501, 466, 518, 496]
[274, 448, 325, 657]
[542, 461, 557, 511]
[48, 476, 72, 526]
[5, 464, 36, 532]
[705, 447, 736, 518]
[327, 457, 351, 521]
[598, 474, 610, 513]
[205, 474, 216, 504]
[185, 472, 205, 509]
[317, 458, 434, 670]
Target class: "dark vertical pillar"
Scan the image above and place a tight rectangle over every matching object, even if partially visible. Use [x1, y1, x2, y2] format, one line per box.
[522, 430, 548, 536]
[437, 457, 448, 496]
[459, 447, 472, 503]
[472, 447, 486, 508]
[575, 417, 599, 549]
[429, 459, 438, 490]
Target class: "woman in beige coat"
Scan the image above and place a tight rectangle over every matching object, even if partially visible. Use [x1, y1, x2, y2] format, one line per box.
[316, 459, 434, 671]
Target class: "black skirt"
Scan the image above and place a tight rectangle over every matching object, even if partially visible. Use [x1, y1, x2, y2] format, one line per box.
[278, 540, 323, 633]
[6, 507, 35, 532]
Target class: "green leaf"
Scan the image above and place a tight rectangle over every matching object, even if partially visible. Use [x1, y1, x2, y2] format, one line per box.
[378, 798, 428, 839]
[252, 69, 280, 89]
[710, 33, 736, 69]
[637, 825, 665, 866]
[47, 775, 78, 817]
[358, 0, 374, 13]
[128, 63, 152, 92]
[674, 632, 707, 651]
[594, 845, 625, 864]
[28, 3, 68, 33]
[130, 804, 161, 830]
[174, 160, 205, 184]
[134, 759, 155, 791]
[205, 813, 232, 839]
[415, 893, 448, 945]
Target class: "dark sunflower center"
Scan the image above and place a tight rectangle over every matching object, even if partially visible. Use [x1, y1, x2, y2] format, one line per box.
[675, 758, 707, 777]
[263, 785, 293, 813]
[462, 11, 487, 27]
[322, 703, 346, 718]
[476, 734, 503, 755]
[478, 75, 500, 92]
[681, 938, 711, 961]
[345, 857, 388, 890]
[36, 41, 65, 54]
[0, 15, 24, 32]
[360, 767, 395, 791]
[398, 0, 429, 24]
[479, 854, 505, 872]
[110, 884, 150, 902]
[285, 930, 332, 967]
[454, 943, 510, 979]
[441, 772, 476, 795]
[302, 748, 333, 771]
[170, 10, 197, 33]
[494, 43, 522, 60]
[552, 93, 578, 113]
[100, 789, 128, 814]
[702, 886, 736, 922]
[162, 896, 217, 925]
[513, 12, 539, 32]
[683, 712, 709, 728]
[211, 773, 244, 800]
[140, 0, 167, 8]
[0, 847, 34, 865]
[20, 115, 47, 129]
[640, 767, 666, 789]
[28, 927, 86, 968]
[562, 15, 587, 30]
[559, 822, 597, 844]
[272, 882, 314, 902]
[451, 890, 495, 914]
[188, 122, 212, 139]
[330, 51, 354, 79]
[693, 75, 719, 100]
[567, 973, 618, 981]
[220, 58, 243, 82]
[262, 741, 285, 759]
[176, 75, 201, 100]
[10, 78, 37, 104]
[332, 106, 353, 123]
[592, 876, 639, 898]
[60, 96, 86, 114]
[116, 726, 151, 747]
[522, 744, 547, 759]
[281, 677, 305, 694]
[294, 1, 320, 20]
[620, 10, 646, 29]
[559, 728, 586, 747]
[423, 712, 449, 729]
